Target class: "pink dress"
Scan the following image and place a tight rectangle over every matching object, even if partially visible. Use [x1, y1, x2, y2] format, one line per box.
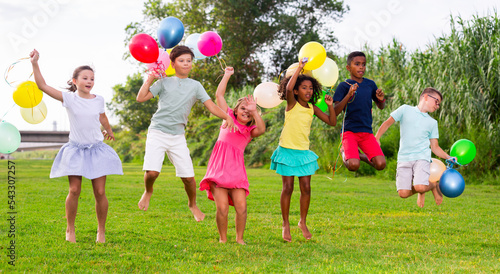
[199, 108, 256, 206]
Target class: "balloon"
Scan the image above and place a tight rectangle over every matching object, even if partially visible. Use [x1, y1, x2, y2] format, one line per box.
[450, 139, 476, 165]
[315, 90, 329, 112]
[0, 121, 21, 154]
[311, 57, 339, 87]
[20, 100, 47, 124]
[298, 42, 327, 71]
[285, 63, 312, 78]
[13, 81, 43, 108]
[157, 17, 185, 49]
[253, 82, 282, 108]
[129, 33, 159, 63]
[164, 49, 176, 76]
[439, 169, 465, 198]
[429, 158, 446, 183]
[147, 49, 170, 76]
[185, 33, 206, 60]
[198, 31, 223, 57]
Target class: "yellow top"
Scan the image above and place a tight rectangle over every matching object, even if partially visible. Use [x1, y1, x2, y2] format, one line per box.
[279, 102, 314, 150]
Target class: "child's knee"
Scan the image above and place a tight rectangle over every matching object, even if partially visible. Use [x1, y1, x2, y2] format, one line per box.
[398, 190, 412, 198]
[347, 160, 360, 171]
[217, 204, 229, 216]
[282, 184, 294, 195]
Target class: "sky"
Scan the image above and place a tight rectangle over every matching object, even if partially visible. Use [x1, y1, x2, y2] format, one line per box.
[0, 0, 498, 132]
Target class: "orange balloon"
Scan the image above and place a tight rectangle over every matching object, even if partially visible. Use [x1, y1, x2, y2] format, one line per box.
[429, 158, 447, 183]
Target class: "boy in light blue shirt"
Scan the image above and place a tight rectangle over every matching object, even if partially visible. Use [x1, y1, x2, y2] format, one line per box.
[375, 87, 456, 207]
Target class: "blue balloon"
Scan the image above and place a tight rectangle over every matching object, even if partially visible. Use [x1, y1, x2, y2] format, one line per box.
[157, 17, 184, 49]
[439, 169, 465, 198]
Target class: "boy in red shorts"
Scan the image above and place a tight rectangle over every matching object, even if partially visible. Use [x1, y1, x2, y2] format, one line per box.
[333, 51, 386, 171]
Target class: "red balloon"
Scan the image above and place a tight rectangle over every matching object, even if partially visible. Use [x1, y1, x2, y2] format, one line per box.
[129, 33, 159, 63]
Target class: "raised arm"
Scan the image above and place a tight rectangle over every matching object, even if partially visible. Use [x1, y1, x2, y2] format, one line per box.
[30, 49, 63, 102]
[334, 83, 357, 116]
[285, 58, 308, 110]
[136, 74, 156, 102]
[215, 67, 234, 113]
[374, 116, 395, 145]
[314, 95, 336, 126]
[244, 95, 266, 138]
[375, 88, 385, 110]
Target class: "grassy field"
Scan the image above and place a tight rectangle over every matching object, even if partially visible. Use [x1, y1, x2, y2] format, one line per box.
[1, 160, 498, 273]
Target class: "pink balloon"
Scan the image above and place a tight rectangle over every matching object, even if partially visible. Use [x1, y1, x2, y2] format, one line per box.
[147, 49, 170, 76]
[197, 31, 223, 57]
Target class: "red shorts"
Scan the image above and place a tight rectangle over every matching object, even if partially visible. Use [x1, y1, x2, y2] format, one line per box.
[342, 131, 384, 160]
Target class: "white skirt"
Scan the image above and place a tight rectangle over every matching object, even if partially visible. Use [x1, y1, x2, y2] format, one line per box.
[50, 141, 123, 180]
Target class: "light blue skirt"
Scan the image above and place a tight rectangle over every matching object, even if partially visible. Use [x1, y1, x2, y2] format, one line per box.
[50, 141, 123, 180]
[270, 146, 319, 177]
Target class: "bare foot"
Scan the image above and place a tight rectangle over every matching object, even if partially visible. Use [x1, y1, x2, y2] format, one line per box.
[432, 182, 443, 205]
[66, 230, 76, 243]
[219, 238, 227, 243]
[417, 193, 425, 208]
[282, 224, 291, 242]
[96, 231, 105, 243]
[138, 191, 152, 211]
[236, 239, 246, 245]
[189, 205, 205, 222]
[298, 220, 312, 240]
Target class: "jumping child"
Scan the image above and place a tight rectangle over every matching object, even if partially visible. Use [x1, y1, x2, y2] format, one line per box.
[199, 67, 265, 244]
[271, 58, 337, 242]
[30, 49, 123, 243]
[136, 45, 237, 221]
[333, 51, 386, 172]
[375, 87, 457, 207]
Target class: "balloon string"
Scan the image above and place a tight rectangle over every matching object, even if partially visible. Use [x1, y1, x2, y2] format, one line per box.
[215, 54, 226, 72]
[1, 103, 17, 121]
[4, 57, 33, 87]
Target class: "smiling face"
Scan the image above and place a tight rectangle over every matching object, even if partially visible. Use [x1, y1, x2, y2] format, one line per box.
[234, 101, 253, 125]
[294, 79, 314, 104]
[346, 56, 366, 82]
[72, 69, 94, 94]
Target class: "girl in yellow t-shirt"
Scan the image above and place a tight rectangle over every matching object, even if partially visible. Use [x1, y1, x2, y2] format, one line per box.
[271, 58, 337, 242]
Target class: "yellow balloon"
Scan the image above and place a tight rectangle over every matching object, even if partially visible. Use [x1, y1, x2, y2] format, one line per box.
[429, 158, 447, 183]
[298, 42, 326, 71]
[165, 48, 176, 76]
[20, 100, 48, 124]
[285, 63, 313, 78]
[13, 81, 43, 108]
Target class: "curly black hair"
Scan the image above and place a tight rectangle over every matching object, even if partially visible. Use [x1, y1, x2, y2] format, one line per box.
[277, 75, 322, 104]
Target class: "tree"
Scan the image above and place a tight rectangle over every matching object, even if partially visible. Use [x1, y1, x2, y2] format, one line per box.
[125, 0, 347, 92]
[107, 73, 158, 133]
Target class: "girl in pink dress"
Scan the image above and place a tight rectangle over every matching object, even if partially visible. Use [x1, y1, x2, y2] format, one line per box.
[200, 67, 266, 244]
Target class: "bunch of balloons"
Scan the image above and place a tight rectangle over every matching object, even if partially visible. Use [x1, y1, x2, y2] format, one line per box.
[128, 17, 223, 77]
[253, 41, 339, 109]
[429, 139, 477, 198]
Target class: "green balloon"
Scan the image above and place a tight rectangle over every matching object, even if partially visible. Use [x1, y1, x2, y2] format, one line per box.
[0, 121, 21, 154]
[315, 90, 328, 112]
[450, 139, 476, 165]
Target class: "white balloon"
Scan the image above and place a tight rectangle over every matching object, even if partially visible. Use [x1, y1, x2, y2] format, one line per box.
[253, 82, 282, 108]
[184, 33, 206, 60]
[20, 100, 47, 124]
[311, 57, 339, 87]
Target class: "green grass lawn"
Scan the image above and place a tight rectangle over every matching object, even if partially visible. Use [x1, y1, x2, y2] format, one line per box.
[1, 160, 499, 272]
